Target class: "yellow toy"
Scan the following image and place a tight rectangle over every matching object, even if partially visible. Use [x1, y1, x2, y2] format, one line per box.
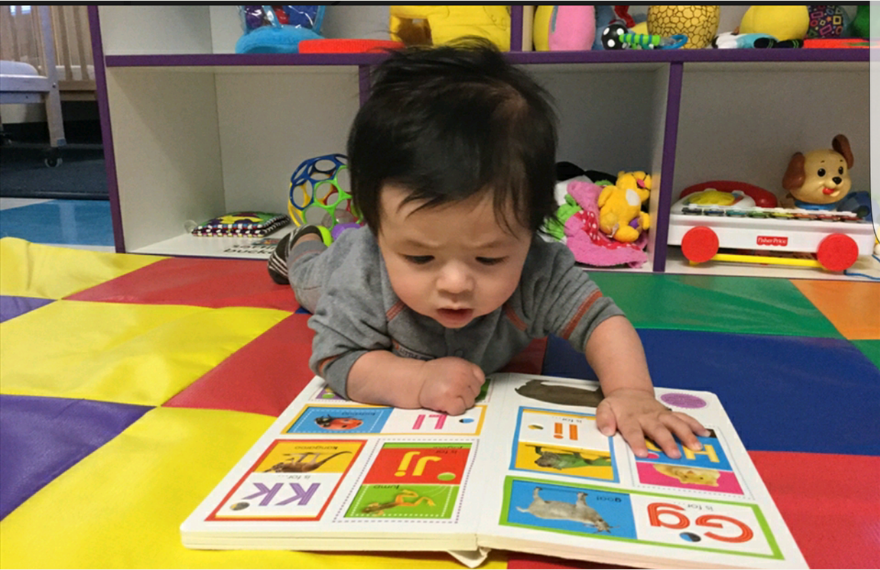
[532, 6, 552, 51]
[739, 6, 809, 41]
[389, 6, 510, 51]
[687, 190, 739, 206]
[597, 171, 652, 243]
[647, 5, 721, 49]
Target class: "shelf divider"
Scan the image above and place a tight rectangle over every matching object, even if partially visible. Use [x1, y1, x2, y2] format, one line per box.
[652, 61, 684, 273]
[88, 5, 125, 253]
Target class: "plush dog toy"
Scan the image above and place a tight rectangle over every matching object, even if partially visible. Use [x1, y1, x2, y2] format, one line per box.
[597, 171, 652, 243]
[781, 134, 853, 210]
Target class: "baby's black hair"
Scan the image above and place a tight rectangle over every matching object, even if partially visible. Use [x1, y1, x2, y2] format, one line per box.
[347, 38, 558, 235]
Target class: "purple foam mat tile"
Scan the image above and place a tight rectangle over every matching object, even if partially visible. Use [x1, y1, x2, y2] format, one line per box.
[0, 395, 152, 520]
[0, 296, 54, 323]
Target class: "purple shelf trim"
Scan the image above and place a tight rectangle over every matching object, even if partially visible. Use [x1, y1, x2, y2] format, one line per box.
[88, 6, 126, 254]
[652, 62, 684, 273]
[510, 6, 523, 52]
[105, 52, 388, 68]
[104, 48, 869, 70]
[507, 48, 869, 65]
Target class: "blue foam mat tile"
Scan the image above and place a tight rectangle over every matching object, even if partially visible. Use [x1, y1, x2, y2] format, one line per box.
[542, 331, 880, 456]
[0, 395, 152, 520]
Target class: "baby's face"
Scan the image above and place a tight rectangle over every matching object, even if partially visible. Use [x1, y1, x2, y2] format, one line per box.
[377, 185, 532, 329]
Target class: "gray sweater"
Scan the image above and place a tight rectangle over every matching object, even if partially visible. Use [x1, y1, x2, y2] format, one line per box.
[302, 227, 624, 397]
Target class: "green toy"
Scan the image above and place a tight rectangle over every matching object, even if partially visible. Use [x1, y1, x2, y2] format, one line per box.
[545, 193, 582, 241]
[848, 5, 870, 39]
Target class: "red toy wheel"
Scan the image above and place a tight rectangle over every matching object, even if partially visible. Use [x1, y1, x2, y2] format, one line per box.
[681, 226, 719, 263]
[817, 233, 859, 271]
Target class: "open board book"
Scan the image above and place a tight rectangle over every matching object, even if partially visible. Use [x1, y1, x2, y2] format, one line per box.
[181, 373, 807, 569]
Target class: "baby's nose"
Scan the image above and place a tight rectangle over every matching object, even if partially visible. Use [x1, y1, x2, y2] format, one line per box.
[832, 177, 842, 185]
[437, 262, 473, 294]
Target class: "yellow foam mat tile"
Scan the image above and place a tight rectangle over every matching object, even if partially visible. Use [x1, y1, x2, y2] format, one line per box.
[792, 280, 880, 340]
[0, 407, 506, 569]
[0, 300, 291, 406]
[0, 237, 165, 299]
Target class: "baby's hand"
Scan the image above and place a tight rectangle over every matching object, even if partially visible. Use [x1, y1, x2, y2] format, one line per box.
[596, 388, 710, 459]
[417, 357, 485, 416]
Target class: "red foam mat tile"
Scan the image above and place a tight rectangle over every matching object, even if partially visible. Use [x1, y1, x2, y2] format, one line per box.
[67, 257, 299, 311]
[163, 314, 315, 417]
[506, 451, 879, 569]
[750, 450, 880, 569]
[503, 337, 548, 376]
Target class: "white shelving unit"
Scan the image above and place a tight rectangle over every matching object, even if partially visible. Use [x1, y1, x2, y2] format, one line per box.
[91, 5, 874, 280]
[104, 65, 359, 256]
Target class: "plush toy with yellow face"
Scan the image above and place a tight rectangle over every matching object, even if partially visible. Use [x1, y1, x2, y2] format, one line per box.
[597, 171, 652, 243]
[782, 134, 853, 210]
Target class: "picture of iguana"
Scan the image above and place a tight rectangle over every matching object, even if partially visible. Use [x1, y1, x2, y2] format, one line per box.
[529, 445, 611, 470]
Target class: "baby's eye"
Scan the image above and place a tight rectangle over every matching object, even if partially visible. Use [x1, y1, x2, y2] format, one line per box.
[477, 256, 506, 266]
[838, 166, 844, 175]
[404, 255, 433, 265]
[817, 168, 826, 177]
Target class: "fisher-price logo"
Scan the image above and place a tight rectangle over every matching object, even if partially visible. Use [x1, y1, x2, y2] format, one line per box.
[756, 236, 788, 247]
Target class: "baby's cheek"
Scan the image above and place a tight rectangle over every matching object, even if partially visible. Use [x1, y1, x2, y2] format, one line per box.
[390, 274, 428, 310]
[490, 270, 522, 306]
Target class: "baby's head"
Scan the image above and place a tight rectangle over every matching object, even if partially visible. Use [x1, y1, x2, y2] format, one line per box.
[346, 40, 559, 329]
[348, 38, 558, 237]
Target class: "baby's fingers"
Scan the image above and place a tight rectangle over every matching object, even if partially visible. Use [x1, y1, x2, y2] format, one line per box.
[445, 398, 467, 417]
[595, 400, 618, 437]
[643, 421, 682, 460]
[678, 412, 711, 438]
[661, 415, 704, 453]
[618, 421, 651, 459]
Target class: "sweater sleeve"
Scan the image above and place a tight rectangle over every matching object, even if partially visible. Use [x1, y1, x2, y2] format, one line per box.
[519, 239, 625, 353]
[306, 235, 393, 398]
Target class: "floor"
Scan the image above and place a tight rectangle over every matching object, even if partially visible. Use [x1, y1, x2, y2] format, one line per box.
[0, 238, 878, 569]
[0, 197, 115, 252]
[0, 131, 878, 567]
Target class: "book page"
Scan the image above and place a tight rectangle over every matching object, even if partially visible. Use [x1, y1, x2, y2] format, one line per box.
[181, 375, 498, 556]
[474, 373, 807, 569]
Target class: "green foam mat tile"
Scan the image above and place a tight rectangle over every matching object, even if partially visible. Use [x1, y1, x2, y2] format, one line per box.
[587, 272, 841, 338]
[852, 340, 880, 371]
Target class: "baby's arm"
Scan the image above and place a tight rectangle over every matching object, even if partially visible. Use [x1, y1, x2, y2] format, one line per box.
[347, 351, 485, 416]
[586, 315, 709, 458]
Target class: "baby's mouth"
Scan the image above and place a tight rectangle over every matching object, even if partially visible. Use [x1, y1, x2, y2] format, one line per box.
[437, 308, 474, 324]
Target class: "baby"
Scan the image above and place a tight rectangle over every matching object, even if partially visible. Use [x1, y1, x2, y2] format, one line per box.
[269, 39, 707, 459]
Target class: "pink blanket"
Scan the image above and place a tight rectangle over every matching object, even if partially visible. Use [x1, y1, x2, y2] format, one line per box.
[563, 180, 649, 268]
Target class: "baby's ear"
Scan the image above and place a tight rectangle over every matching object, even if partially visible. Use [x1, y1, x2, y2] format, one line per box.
[832, 134, 854, 169]
[782, 153, 806, 191]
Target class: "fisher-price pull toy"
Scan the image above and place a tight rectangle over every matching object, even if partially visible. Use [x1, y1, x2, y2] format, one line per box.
[667, 181, 874, 272]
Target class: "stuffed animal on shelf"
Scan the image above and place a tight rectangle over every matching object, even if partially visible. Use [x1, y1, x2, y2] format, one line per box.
[390, 6, 510, 51]
[738, 6, 809, 41]
[781, 134, 853, 210]
[647, 5, 721, 49]
[806, 5, 848, 39]
[597, 171, 652, 243]
[849, 4, 870, 39]
[533, 6, 595, 51]
[591, 6, 647, 50]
